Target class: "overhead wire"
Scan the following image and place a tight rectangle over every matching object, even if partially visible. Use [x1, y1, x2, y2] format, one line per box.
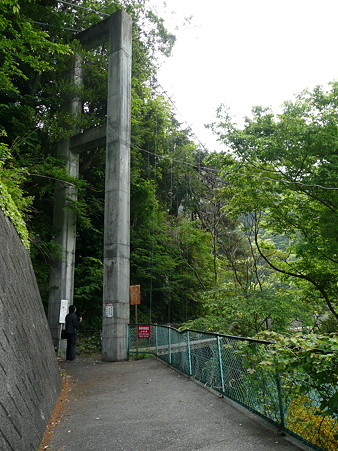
[35, 0, 337, 193]
[47, 0, 213, 155]
[154, 81, 210, 154]
[57, 0, 110, 17]
[138, 1, 212, 154]
[33, 1, 110, 33]
[105, 125, 337, 192]
[132, 145, 338, 191]
[33, 21, 81, 32]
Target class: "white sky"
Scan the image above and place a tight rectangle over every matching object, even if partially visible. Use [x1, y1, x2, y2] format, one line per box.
[149, 0, 338, 151]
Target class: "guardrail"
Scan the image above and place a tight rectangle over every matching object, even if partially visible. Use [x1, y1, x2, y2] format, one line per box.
[128, 324, 337, 451]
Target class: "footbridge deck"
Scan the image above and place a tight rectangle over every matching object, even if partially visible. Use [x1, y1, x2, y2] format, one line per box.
[48, 357, 305, 451]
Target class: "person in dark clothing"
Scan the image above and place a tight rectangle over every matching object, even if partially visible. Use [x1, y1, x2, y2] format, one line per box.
[65, 305, 81, 361]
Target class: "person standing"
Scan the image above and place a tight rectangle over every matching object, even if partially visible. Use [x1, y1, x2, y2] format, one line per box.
[65, 305, 81, 361]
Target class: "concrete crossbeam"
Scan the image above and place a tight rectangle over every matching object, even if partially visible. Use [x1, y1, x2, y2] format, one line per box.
[69, 125, 106, 152]
[76, 16, 110, 50]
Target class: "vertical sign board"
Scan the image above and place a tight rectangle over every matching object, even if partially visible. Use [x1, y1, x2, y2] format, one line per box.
[130, 284, 141, 324]
[59, 299, 69, 324]
[130, 285, 141, 305]
[104, 302, 114, 318]
[138, 325, 151, 339]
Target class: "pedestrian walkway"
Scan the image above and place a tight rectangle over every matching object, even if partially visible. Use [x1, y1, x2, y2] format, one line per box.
[48, 356, 306, 451]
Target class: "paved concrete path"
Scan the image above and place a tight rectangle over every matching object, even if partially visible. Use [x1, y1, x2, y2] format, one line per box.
[49, 356, 305, 451]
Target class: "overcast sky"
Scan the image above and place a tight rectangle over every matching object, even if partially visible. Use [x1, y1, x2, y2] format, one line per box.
[149, 0, 338, 151]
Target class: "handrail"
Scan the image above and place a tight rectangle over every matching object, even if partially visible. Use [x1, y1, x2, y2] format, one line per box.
[127, 324, 335, 451]
[129, 323, 273, 344]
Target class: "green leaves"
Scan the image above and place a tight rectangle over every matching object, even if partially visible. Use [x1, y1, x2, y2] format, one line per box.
[0, 2, 71, 94]
[210, 83, 338, 322]
[258, 332, 338, 417]
[0, 135, 30, 247]
[184, 283, 312, 337]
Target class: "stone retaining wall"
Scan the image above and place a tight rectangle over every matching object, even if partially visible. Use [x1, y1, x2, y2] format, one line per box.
[0, 210, 61, 450]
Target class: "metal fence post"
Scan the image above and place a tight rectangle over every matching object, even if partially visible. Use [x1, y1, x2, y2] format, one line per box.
[126, 323, 130, 359]
[276, 372, 286, 430]
[187, 330, 192, 376]
[168, 327, 172, 364]
[155, 325, 158, 356]
[217, 336, 225, 394]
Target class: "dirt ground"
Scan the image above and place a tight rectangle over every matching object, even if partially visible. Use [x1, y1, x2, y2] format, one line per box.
[38, 360, 73, 450]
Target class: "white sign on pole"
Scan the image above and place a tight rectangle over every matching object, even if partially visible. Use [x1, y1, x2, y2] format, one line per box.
[104, 302, 114, 318]
[59, 299, 69, 324]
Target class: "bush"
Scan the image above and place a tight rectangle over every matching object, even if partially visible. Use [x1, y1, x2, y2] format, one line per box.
[77, 330, 101, 355]
[287, 396, 338, 451]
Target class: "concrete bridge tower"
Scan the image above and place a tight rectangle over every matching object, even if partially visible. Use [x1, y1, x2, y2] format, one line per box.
[48, 10, 132, 361]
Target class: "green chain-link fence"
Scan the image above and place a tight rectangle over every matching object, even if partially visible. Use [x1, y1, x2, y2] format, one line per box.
[128, 324, 337, 451]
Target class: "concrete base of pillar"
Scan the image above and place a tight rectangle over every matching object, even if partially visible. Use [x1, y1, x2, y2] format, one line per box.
[58, 339, 67, 358]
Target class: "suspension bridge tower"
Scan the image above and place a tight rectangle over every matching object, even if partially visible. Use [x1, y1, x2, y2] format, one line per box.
[48, 9, 132, 361]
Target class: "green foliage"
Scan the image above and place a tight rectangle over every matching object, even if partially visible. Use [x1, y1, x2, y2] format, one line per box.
[0, 0, 71, 247]
[77, 330, 101, 355]
[0, 133, 30, 247]
[1, 5, 331, 446]
[226, 333, 338, 448]
[130, 185, 214, 323]
[0, 0, 71, 94]
[183, 283, 312, 337]
[130, 353, 153, 360]
[208, 83, 338, 322]
[73, 257, 103, 324]
[257, 332, 338, 417]
[0, 0, 184, 321]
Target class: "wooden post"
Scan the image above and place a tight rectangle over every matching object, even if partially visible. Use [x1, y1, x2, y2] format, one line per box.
[130, 285, 141, 356]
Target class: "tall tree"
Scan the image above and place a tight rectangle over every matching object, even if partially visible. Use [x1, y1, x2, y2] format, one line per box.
[208, 83, 338, 323]
[0, 0, 71, 246]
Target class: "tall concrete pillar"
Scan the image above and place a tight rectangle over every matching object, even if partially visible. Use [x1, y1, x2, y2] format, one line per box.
[102, 10, 132, 361]
[48, 56, 82, 346]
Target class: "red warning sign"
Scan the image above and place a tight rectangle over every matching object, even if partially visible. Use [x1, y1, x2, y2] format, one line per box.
[138, 325, 151, 338]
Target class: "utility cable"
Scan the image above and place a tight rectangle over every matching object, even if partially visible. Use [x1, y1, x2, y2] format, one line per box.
[37, 0, 337, 193]
[33, 21, 81, 32]
[133, 145, 338, 190]
[153, 80, 210, 154]
[57, 0, 110, 17]
[132, 144, 214, 172]
[55, 0, 211, 155]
